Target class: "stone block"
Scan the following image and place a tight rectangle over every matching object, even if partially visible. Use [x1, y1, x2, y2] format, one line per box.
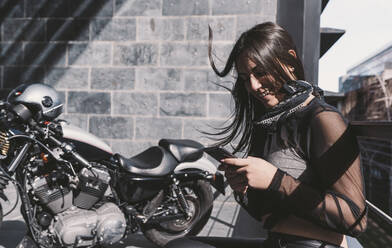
[163, 0, 208, 16]
[209, 93, 233, 118]
[60, 114, 88, 130]
[67, 91, 110, 114]
[135, 117, 182, 140]
[212, 0, 261, 15]
[115, 0, 161, 16]
[111, 140, 156, 157]
[0, 0, 24, 18]
[210, 43, 235, 71]
[262, 0, 278, 16]
[137, 18, 184, 41]
[68, 43, 111, 66]
[3, 20, 45, 41]
[91, 68, 135, 90]
[0, 42, 23, 66]
[160, 43, 208, 66]
[184, 69, 208, 91]
[183, 118, 228, 145]
[184, 69, 230, 92]
[207, 71, 235, 89]
[187, 17, 235, 41]
[69, 0, 113, 18]
[47, 19, 89, 41]
[3, 66, 45, 88]
[26, 0, 69, 18]
[89, 116, 133, 139]
[236, 15, 276, 37]
[136, 68, 182, 91]
[160, 93, 206, 117]
[24, 43, 66, 66]
[56, 90, 66, 106]
[114, 43, 158, 66]
[113, 92, 157, 115]
[91, 18, 136, 41]
[46, 67, 89, 90]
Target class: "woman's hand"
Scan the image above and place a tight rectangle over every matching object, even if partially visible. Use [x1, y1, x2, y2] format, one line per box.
[220, 156, 278, 192]
[218, 163, 248, 193]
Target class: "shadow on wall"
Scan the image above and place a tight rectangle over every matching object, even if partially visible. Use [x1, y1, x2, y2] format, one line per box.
[0, 0, 122, 97]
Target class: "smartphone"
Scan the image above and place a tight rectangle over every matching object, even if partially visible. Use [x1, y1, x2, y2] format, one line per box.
[204, 147, 236, 161]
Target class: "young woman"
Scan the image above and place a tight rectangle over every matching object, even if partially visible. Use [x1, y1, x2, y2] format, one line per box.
[166, 22, 367, 248]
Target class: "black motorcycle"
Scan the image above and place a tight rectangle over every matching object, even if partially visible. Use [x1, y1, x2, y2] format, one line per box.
[0, 83, 225, 247]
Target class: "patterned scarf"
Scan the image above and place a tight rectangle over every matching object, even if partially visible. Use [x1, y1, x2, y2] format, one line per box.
[253, 80, 320, 130]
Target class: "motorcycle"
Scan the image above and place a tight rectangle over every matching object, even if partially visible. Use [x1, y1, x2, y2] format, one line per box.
[0, 83, 225, 247]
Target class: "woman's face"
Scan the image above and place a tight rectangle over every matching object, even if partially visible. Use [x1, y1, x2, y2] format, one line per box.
[237, 59, 280, 108]
[236, 56, 296, 109]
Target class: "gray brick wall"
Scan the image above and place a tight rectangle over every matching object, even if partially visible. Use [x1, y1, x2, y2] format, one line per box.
[0, 0, 277, 156]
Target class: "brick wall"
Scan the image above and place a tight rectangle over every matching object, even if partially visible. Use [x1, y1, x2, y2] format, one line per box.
[0, 0, 277, 156]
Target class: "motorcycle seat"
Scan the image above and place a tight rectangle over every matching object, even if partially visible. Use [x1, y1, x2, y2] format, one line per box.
[115, 146, 178, 176]
[159, 139, 204, 163]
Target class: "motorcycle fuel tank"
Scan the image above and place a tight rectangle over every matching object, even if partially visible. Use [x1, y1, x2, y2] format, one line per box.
[60, 121, 113, 161]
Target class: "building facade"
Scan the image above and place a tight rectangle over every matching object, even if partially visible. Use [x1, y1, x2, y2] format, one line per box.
[339, 42, 392, 218]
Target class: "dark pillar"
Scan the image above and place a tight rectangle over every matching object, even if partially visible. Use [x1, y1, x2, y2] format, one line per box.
[277, 0, 321, 85]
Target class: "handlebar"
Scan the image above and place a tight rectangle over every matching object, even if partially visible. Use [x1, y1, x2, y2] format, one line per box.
[32, 122, 92, 168]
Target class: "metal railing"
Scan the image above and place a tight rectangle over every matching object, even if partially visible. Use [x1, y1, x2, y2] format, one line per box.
[351, 121, 392, 247]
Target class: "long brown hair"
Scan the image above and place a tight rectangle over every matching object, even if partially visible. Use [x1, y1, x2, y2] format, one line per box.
[207, 22, 305, 154]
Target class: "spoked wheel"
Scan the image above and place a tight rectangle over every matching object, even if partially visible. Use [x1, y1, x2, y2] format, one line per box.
[142, 180, 213, 247]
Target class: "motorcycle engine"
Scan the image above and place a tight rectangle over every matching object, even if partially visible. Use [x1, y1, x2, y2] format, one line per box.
[31, 165, 125, 246]
[32, 174, 73, 214]
[50, 203, 126, 247]
[74, 167, 110, 209]
[31, 167, 110, 214]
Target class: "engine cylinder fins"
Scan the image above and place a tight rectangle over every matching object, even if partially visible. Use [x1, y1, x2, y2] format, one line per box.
[0, 131, 10, 158]
[74, 167, 110, 209]
[31, 176, 73, 214]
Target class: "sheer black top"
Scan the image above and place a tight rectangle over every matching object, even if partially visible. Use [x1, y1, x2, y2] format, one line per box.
[235, 97, 367, 237]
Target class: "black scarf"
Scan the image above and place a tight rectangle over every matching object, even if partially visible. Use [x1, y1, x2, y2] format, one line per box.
[253, 80, 321, 131]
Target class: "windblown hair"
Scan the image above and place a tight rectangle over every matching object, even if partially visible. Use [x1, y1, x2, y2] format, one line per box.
[207, 22, 305, 154]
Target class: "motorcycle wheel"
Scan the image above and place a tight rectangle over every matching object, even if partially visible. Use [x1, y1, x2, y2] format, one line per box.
[142, 179, 213, 247]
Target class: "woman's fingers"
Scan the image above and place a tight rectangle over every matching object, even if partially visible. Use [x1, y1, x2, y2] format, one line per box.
[226, 173, 248, 194]
[231, 184, 248, 193]
[236, 166, 248, 174]
[221, 157, 250, 167]
[226, 173, 247, 184]
[217, 163, 227, 171]
[229, 180, 248, 192]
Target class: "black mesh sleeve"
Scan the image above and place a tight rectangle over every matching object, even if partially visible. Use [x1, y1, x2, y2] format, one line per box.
[267, 111, 367, 237]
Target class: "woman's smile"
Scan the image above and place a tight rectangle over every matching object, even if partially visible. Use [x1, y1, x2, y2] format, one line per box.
[257, 88, 271, 98]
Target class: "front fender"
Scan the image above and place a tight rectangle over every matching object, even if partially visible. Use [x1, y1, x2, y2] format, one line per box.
[174, 157, 225, 195]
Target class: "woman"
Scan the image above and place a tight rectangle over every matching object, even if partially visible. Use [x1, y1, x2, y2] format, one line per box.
[166, 22, 367, 248]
